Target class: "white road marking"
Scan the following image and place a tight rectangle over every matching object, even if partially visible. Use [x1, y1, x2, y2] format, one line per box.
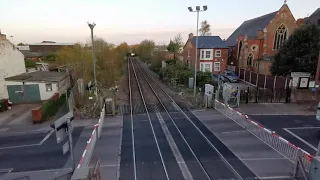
[0, 168, 13, 173]
[240, 157, 287, 161]
[39, 130, 54, 145]
[258, 176, 291, 179]
[221, 130, 250, 134]
[156, 112, 194, 180]
[283, 128, 317, 151]
[0, 143, 39, 150]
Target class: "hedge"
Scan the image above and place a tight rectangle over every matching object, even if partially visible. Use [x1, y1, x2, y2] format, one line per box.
[41, 94, 66, 121]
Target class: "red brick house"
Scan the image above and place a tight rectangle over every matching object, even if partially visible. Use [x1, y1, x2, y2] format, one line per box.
[225, 2, 299, 75]
[183, 33, 229, 74]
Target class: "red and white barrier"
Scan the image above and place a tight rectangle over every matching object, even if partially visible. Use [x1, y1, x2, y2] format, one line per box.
[214, 99, 314, 172]
[76, 106, 106, 169]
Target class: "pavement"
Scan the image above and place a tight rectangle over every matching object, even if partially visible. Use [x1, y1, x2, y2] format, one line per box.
[0, 104, 41, 126]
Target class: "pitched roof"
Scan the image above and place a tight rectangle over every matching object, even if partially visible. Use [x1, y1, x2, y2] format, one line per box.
[5, 71, 68, 83]
[191, 36, 228, 49]
[305, 8, 320, 25]
[225, 11, 278, 47]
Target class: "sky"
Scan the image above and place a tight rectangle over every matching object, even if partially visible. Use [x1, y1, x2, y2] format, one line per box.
[0, 0, 319, 45]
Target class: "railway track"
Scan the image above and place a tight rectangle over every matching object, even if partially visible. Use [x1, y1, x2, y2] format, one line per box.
[119, 57, 257, 180]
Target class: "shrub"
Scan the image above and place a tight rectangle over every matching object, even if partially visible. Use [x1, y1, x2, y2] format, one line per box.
[25, 59, 37, 68]
[41, 94, 66, 121]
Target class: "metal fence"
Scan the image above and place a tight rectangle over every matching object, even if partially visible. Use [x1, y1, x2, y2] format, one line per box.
[214, 99, 314, 173]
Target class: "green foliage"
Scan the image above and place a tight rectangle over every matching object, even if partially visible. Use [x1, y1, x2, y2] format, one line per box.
[41, 53, 56, 61]
[149, 51, 164, 73]
[41, 94, 66, 121]
[136, 40, 155, 63]
[199, 20, 212, 36]
[25, 59, 37, 68]
[159, 61, 193, 85]
[196, 71, 212, 88]
[270, 24, 320, 76]
[167, 34, 183, 60]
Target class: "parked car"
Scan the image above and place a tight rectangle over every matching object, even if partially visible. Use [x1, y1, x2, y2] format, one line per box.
[221, 70, 239, 83]
[212, 74, 230, 86]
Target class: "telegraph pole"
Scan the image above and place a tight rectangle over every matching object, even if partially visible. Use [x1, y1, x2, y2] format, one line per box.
[88, 22, 98, 98]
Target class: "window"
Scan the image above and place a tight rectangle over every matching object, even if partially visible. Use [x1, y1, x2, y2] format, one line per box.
[46, 83, 52, 92]
[215, 50, 221, 57]
[200, 62, 212, 72]
[200, 49, 213, 60]
[214, 62, 220, 72]
[205, 51, 210, 58]
[273, 24, 287, 50]
[187, 50, 190, 57]
[247, 53, 253, 66]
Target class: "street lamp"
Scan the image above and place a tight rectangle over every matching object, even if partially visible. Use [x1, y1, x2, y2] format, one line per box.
[188, 5, 208, 99]
[87, 22, 98, 97]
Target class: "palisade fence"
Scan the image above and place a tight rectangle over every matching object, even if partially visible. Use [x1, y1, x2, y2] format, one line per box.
[236, 68, 292, 103]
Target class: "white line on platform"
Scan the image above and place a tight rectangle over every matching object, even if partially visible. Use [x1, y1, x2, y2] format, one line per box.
[39, 130, 54, 145]
[283, 128, 317, 151]
[286, 126, 320, 130]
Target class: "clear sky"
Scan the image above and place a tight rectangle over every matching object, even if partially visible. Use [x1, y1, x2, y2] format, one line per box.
[0, 0, 319, 45]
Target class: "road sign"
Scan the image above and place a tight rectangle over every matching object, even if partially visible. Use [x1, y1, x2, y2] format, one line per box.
[62, 141, 70, 155]
[54, 111, 74, 144]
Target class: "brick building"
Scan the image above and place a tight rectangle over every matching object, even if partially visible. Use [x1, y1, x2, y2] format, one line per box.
[29, 41, 74, 56]
[183, 33, 229, 74]
[225, 2, 298, 75]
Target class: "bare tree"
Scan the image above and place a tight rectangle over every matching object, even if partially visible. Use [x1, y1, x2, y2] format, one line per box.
[199, 20, 212, 36]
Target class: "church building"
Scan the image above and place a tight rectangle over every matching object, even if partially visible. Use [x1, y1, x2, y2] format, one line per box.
[225, 1, 299, 75]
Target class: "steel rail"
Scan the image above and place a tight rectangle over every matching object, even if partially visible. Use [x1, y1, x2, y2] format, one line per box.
[127, 57, 137, 180]
[135, 58, 243, 180]
[132, 58, 211, 180]
[129, 58, 170, 180]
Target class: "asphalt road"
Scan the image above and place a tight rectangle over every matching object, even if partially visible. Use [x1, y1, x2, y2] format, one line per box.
[0, 127, 85, 172]
[250, 115, 320, 154]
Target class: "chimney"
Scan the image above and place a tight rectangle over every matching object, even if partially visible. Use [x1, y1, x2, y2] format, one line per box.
[189, 33, 194, 39]
[296, 18, 304, 27]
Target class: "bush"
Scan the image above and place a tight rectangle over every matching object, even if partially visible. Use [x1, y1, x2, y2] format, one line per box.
[25, 59, 37, 68]
[196, 71, 212, 89]
[41, 94, 66, 121]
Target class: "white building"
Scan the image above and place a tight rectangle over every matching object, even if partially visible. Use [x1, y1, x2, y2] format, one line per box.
[0, 32, 26, 99]
[5, 71, 70, 103]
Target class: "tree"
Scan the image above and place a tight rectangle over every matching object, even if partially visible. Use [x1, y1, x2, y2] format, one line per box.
[270, 24, 320, 76]
[17, 42, 25, 46]
[116, 42, 130, 57]
[55, 38, 124, 88]
[199, 20, 212, 36]
[167, 34, 183, 60]
[137, 40, 155, 62]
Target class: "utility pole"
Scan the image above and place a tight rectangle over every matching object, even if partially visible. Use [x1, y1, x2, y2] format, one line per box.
[188, 6, 208, 99]
[88, 22, 98, 98]
[315, 50, 320, 87]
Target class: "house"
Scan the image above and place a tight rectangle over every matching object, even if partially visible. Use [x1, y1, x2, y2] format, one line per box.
[29, 41, 74, 56]
[183, 33, 229, 74]
[304, 8, 320, 26]
[5, 71, 70, 104]
[0, 31, 26, 99]
[225, 1, 298, 75]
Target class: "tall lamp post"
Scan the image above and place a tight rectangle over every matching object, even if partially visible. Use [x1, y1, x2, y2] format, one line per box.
[88, 22, 98, 97]
[188, 5, 207, 99]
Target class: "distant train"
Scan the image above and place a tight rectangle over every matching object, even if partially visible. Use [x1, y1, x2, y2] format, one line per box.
[126, 52, 137, 57]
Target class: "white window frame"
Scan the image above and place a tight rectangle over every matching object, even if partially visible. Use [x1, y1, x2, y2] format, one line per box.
[200, 62, 212, 72]
[46, 83, 52, 92]
[215, 50, 221, 57]
[214, 62, 221, 72]
[187, 50, 190, 57]
[200, 49, 213, 60]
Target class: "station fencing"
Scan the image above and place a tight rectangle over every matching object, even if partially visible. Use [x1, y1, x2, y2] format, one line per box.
[214, 99, 314, 173]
